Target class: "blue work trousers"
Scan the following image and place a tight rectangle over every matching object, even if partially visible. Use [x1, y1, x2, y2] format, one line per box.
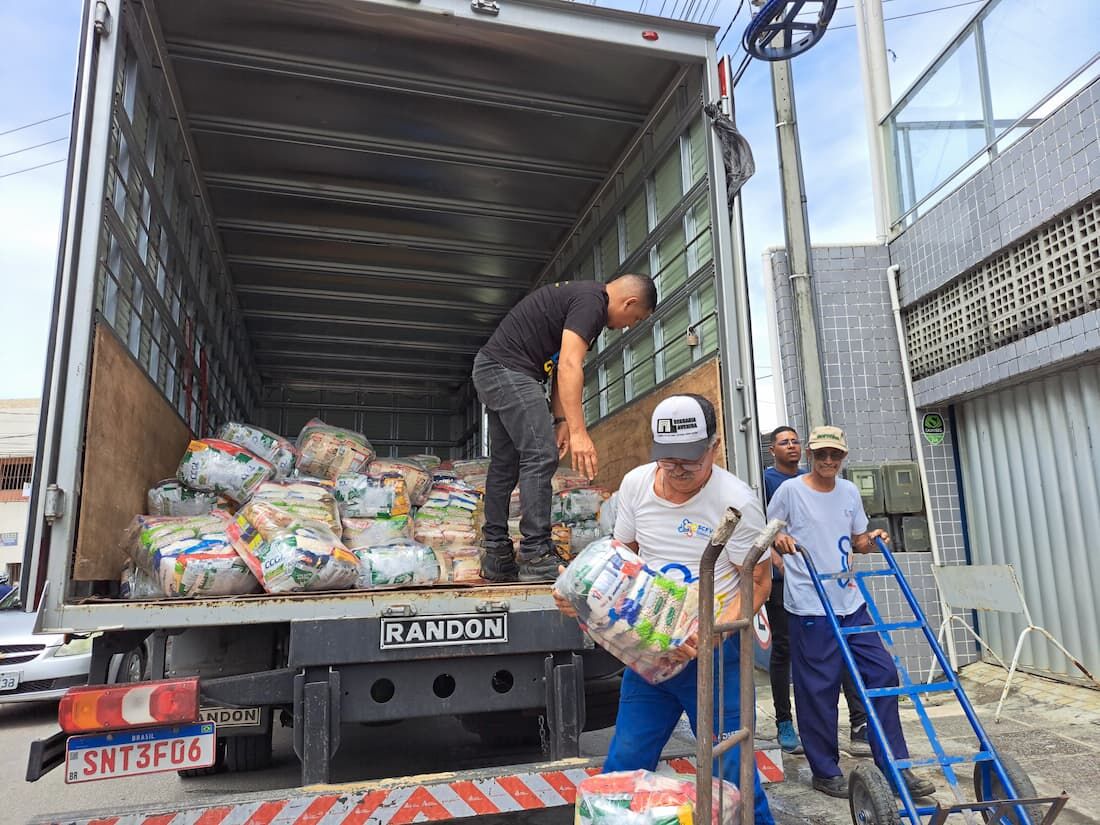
[604, 638, 776, 825]
[790, 603, 910, 780]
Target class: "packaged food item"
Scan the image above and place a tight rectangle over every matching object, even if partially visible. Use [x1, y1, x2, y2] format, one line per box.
[343, 515, 413, 547]
[599, 491, 619, 535]
[250, 480, 341, 532]
[554, 538, 699, 684]
[147, 479, 219, 517]
[354, 541, 441, 589]
[334, 472, 410, 518]
[121, 562, 163, 600]
[176, 439, 276, 504]
[570, 520, 605, 558]
[552, 467, 593, 493]
[227, 501, 358, 593]
[575, 770, 741, 825]
[413, 481, 482, 550]
[217, 422, 298, 479]
[552, 523, 573, 559]
[406, 454, 441, 470]
[295, 418, 376, 480]
[123, 514, 259, 598]
[369, 458, 432, 507]
[436, 545, 482, 583]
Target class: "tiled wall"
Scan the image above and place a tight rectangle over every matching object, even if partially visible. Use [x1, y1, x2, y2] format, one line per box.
[890, 80, 1100, 306]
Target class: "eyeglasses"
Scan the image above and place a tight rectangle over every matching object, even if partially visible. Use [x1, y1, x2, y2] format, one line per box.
[774, 439, 800, 447]
[656, 459, 707, 474]
[813, 449, 846, 462]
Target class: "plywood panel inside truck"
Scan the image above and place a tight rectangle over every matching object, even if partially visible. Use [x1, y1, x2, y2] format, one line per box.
[73, 324, 193, 581]
[587, 357, 725, 491]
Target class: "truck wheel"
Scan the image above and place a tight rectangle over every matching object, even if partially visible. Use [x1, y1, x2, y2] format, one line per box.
[973, 754, 1042, 825]
[178, 742, 225, 778]
[582, 674, 621, 732]
[223, 731, 274, 772]
[848, 764, 900, 825]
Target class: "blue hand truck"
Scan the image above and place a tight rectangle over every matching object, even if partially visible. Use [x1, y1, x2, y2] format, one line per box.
[797, 537, 1069, 825]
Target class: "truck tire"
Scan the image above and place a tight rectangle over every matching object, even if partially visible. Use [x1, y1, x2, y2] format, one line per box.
[178, 742, 225, 778]
[223, 731, 274, 773]
[582, 673, 621, 732]
[973, 753, 1042, 825]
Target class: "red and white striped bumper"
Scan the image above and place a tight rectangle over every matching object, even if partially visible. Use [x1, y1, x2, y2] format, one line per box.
[33, 749, 783, 825]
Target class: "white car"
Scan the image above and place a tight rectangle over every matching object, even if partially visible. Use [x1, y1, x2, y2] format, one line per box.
[0, 586, 92, 702]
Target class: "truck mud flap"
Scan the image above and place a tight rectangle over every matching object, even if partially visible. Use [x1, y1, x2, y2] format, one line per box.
[27, 749, 784, 825]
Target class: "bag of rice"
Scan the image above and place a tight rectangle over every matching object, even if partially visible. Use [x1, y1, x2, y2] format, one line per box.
[295, 419, 375, 480]
[250, 480, 341, 532]
[147, 479, 219, 517]
[353, 540, 440, 589]
[217, 422, 298, 479]
[176, 439, 276, 504]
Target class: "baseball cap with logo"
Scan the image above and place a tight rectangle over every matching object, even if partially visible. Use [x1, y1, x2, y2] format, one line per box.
[807, 425, 848, 453]
[650, 394, 718, 461]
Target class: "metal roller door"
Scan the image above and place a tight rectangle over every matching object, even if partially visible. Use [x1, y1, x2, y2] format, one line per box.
[956, 360, 1100, 682]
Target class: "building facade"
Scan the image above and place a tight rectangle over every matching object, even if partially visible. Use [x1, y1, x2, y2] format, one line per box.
[0, 399, 39, 585]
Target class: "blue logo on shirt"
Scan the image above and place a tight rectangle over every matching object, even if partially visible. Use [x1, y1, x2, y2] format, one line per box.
[837, 536, 855, 589]
[677, 519, 714, 540]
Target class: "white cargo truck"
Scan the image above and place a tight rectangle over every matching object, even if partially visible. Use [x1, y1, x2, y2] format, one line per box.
[21, 0, 761, 811]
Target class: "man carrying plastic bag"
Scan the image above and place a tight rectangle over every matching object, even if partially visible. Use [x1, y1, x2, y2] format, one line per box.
[554, 395, 776, 825]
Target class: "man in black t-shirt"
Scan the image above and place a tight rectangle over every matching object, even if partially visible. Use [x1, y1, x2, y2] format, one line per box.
[474, 274, 657, 581]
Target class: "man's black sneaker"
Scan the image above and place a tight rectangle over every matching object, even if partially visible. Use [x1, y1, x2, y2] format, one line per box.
[480, 549, 519, 583]
[517, 546, 568, 582]
[812, 774, 848, 798]
[898, 768, 935, 799]
[848, 723, 873, 757]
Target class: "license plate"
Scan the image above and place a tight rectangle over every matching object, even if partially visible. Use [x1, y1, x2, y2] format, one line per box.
[380, 612, 508, 649]
[64, 722, 216, 783]
[199, 705, 261, 727]
[0, 672, 19, 691]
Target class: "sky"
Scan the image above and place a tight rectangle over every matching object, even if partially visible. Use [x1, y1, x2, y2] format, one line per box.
[0, 0, 1051, 430]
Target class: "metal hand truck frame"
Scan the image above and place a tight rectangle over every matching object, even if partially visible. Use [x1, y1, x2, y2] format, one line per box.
[795, 536, 1069, 825]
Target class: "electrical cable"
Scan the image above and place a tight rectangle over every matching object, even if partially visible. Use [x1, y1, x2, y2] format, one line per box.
[0, 136, 68, 160]
[0, 158, 66, 179]
[828, 0, 986, 29]
[715, 0, 747, 54]
[0, 112, 70, 138]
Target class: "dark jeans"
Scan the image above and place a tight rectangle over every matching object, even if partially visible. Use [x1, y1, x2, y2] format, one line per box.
[790, 604, 908, 780]
[472, 352, 558, 559]
[768, 574, 868, 730]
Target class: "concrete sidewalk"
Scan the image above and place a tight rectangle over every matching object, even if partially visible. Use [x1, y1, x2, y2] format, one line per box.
[758, 661, 1100, 824]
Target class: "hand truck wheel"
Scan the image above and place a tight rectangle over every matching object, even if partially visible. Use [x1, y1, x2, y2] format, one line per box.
[849, 764, 900, 825]
[974, 753, 1042, 825]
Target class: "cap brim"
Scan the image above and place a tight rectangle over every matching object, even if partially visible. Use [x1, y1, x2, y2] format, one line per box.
[651, 438, 711, 461]
[807, 441, 848, 453]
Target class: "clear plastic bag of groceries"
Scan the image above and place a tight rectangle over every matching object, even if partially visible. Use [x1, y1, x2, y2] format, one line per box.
[342, 515, 413, 548]
[575, 770, 741, 825]
[368, 458, 433, 507]
[176, 439, 276, 504]
[353, 540, 441, 589]
[147, 479, 219, 517]
[122, 514, 259, 598]
[552, 467, 592, 493]
[551, 487, 606, 524]
[334, 472, 410, 518]
[435, 545, 482, 583]
[554, 538, 699, 684]
[295, 418, 376, 480]
[226, 501, 358, 593]
[413, 481, 481, 550]
[406, 454, 441, 471]
[599, 491, 619, 535]
[249, 480, 342, 532]
[217, 422, 298, 479]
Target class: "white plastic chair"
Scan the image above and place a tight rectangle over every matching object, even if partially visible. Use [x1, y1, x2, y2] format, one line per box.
[928, 563, 1100, 722]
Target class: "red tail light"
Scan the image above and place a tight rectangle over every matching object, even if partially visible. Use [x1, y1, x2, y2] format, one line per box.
[58, 678, 200, 734]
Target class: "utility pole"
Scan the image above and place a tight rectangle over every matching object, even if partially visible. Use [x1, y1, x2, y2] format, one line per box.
[853, 0, 893, 241]
[770, 56, 827, 432]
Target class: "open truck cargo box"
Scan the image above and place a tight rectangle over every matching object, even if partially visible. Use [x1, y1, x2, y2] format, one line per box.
[26, 0, 756, 636]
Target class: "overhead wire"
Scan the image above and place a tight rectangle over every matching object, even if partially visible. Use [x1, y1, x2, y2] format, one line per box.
[0, 158, 67, 180]
[0, 112, 71, 138]
[0, 136, 68, 160]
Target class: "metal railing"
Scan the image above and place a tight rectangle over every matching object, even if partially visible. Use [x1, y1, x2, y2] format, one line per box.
[884, 0, 1100, 227]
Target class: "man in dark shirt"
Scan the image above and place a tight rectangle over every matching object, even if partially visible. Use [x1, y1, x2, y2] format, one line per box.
[762, 425, 871, 759]
[475, 274, 657, 581]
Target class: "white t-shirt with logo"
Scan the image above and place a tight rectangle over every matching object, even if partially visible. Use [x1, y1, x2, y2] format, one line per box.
[613, 463, 770, 616]
[766, 476, 869, 617]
